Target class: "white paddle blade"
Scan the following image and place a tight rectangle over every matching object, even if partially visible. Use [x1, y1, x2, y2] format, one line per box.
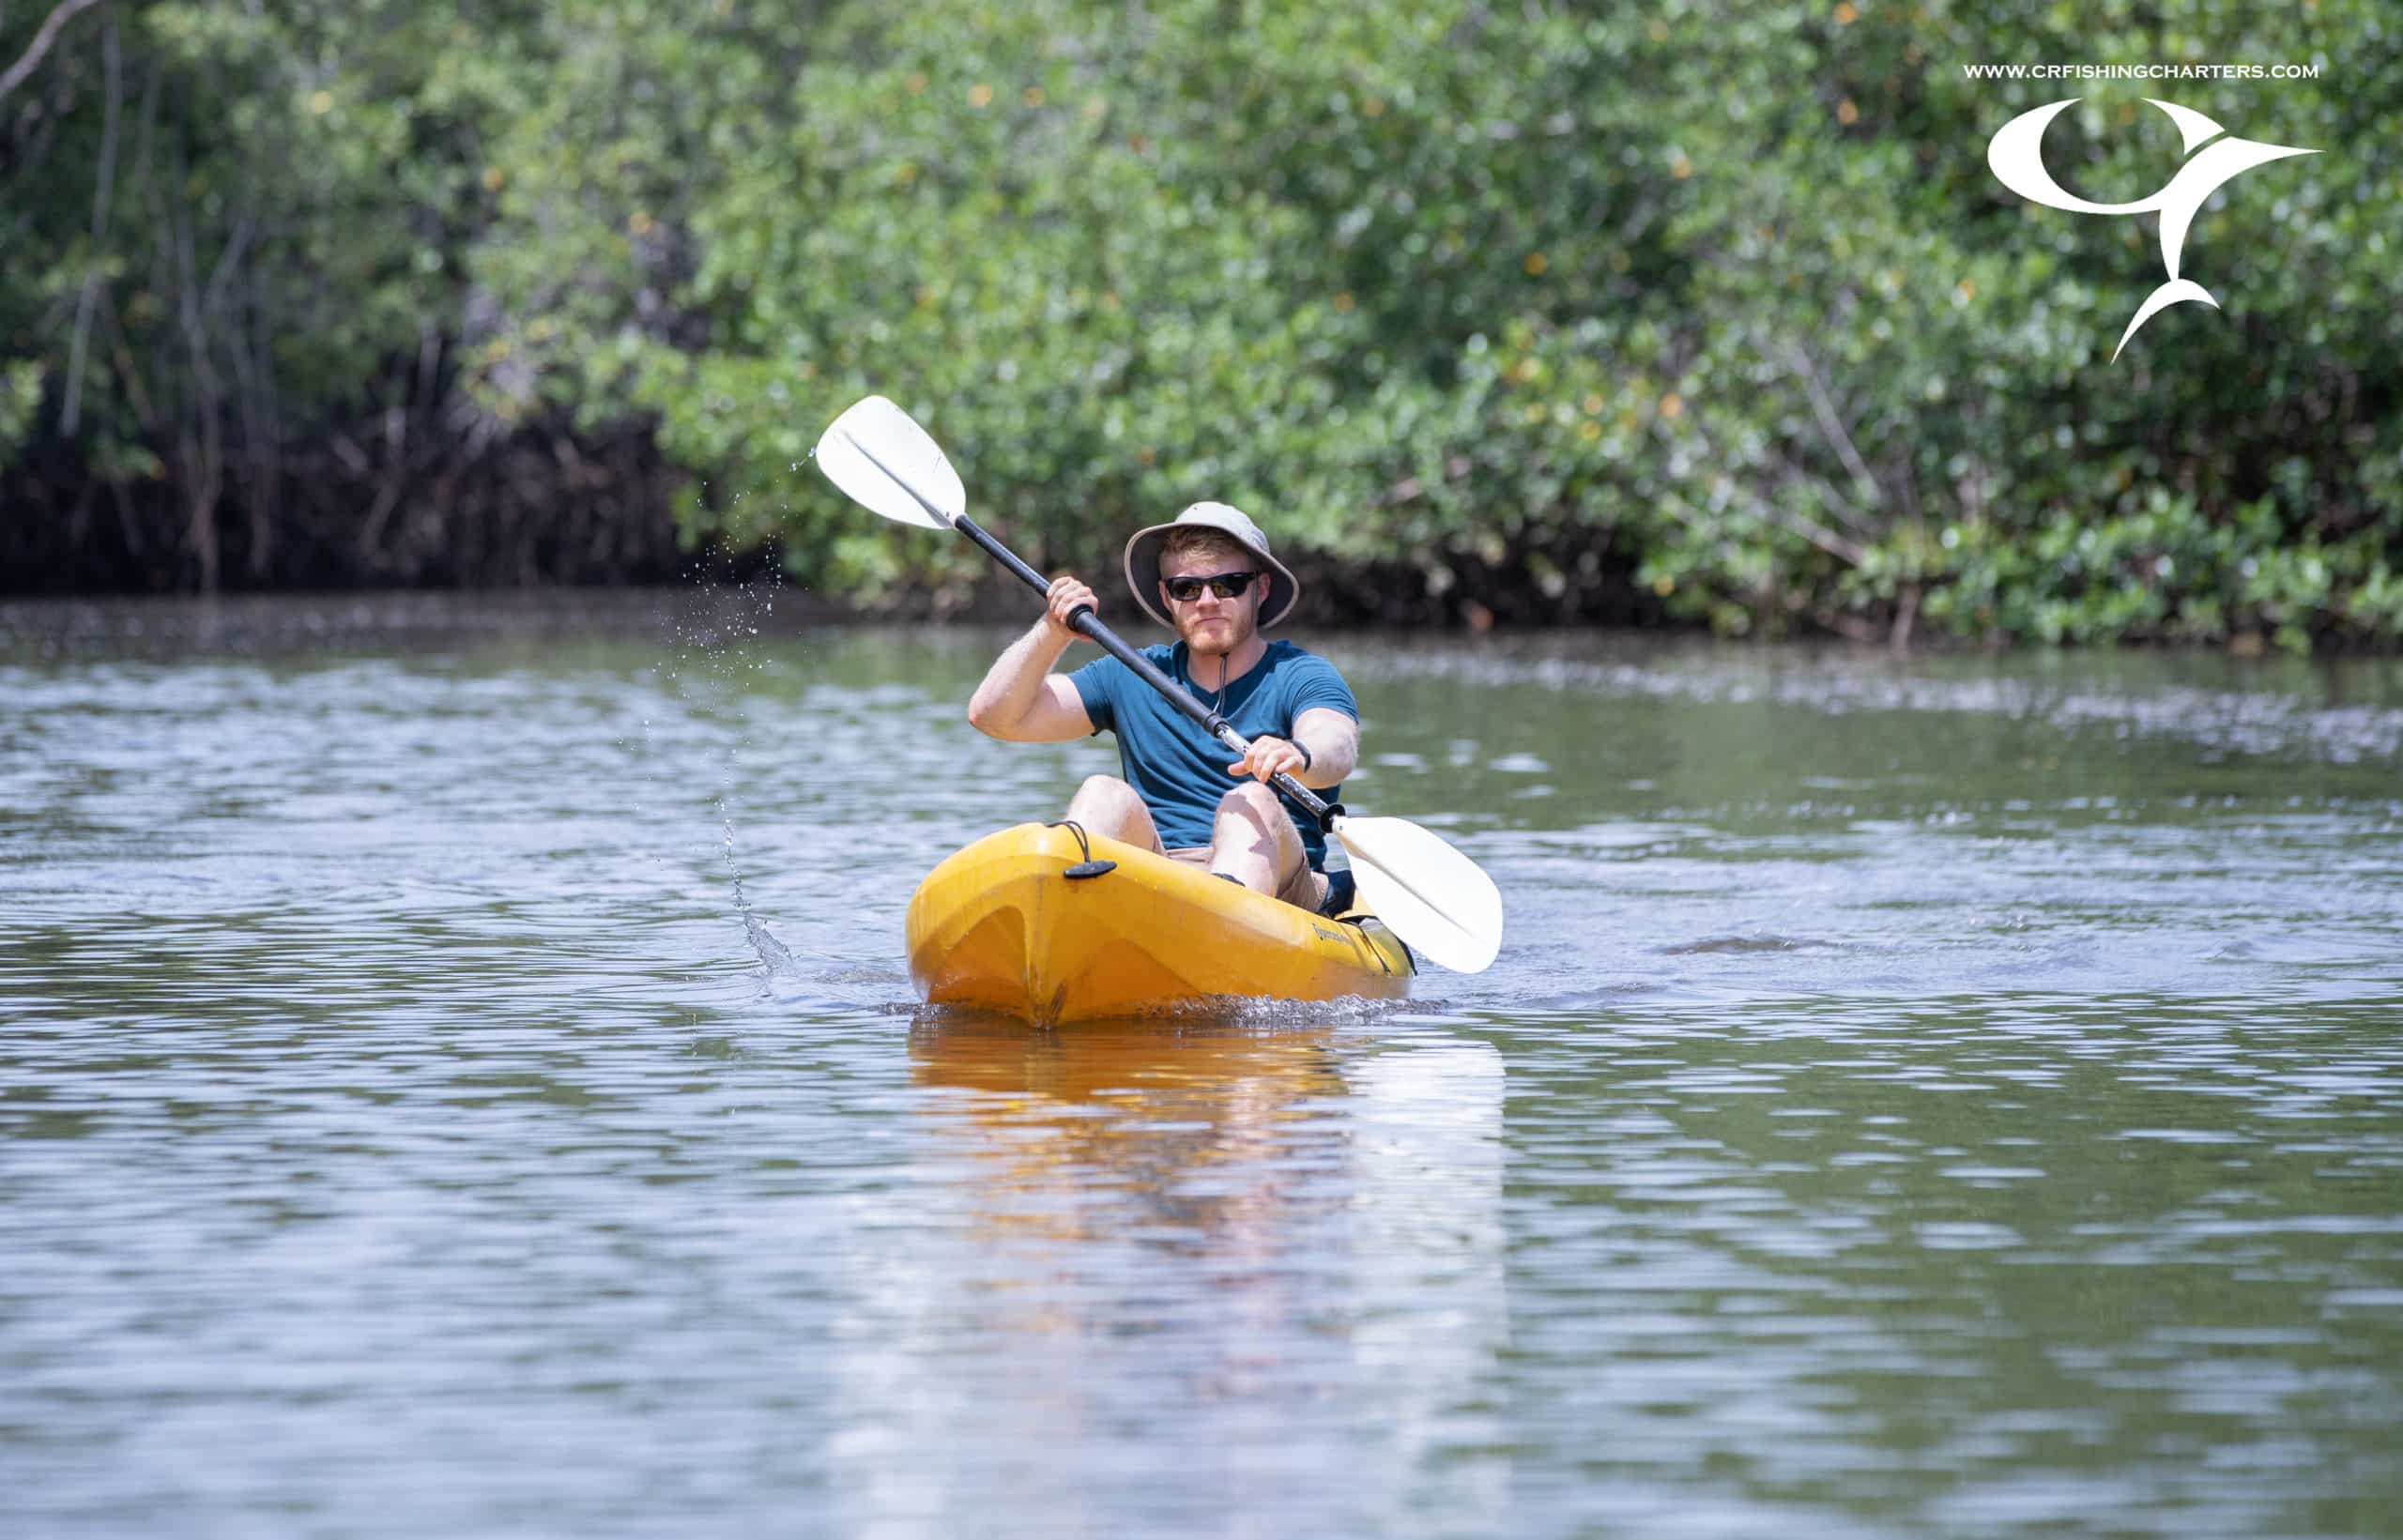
[814, 395, 963, 529]
[1333, 816, 1503, 973]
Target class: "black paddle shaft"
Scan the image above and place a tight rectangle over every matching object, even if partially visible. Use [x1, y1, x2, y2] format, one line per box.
[954, 513, 1335, 826]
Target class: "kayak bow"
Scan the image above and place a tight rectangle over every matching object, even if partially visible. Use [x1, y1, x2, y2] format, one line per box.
[907, 824, 1414, 1024]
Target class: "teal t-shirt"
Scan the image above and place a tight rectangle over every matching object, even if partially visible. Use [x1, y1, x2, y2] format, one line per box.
[1069, 639, 1356, 868]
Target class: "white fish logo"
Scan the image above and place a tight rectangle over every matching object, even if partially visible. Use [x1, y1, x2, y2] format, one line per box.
[1987, 98, 2315, 360]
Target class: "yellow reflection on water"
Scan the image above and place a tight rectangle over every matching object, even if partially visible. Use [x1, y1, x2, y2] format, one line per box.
[906, 1014, 1350, 1255]
[819, 1015, 1511, 1524]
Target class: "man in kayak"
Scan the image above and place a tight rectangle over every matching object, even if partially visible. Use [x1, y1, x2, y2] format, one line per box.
[967, 503, 1360, 916]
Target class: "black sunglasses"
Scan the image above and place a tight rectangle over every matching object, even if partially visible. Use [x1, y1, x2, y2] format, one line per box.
[1162, 570, 1260, 602]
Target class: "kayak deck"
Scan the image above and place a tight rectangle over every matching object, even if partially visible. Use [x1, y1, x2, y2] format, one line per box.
[906, 823, 1414, 1025]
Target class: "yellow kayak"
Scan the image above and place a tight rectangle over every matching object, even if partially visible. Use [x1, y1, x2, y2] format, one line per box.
[906, 823, 1415, 1024]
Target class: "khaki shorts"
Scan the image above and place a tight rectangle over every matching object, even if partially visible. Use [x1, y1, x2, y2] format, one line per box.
[1165, 845, 1328, 913]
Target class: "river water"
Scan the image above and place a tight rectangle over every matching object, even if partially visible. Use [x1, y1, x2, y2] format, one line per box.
[5, 591, 2400, 1536]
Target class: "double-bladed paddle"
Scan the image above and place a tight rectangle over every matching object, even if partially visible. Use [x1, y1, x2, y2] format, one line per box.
[814, 394, 1503, 973]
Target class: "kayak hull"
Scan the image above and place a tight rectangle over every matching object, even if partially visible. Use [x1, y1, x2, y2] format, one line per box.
[906, 824, 1414, 1024]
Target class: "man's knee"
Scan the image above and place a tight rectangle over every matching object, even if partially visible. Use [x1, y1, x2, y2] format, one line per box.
[1066, 775, 1152, 842]
[1217, 781, 1282, 821]
[1079, 773, 1136, 802]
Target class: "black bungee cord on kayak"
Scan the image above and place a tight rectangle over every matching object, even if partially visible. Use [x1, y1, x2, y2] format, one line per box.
[1046, 819, 1117, 880]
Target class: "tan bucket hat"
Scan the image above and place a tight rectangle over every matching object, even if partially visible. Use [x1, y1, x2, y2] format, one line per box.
[1123, 502, 1301, 631]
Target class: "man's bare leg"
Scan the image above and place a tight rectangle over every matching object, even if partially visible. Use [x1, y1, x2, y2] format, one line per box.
[1063, 774, 1163, 851]
[1206, 782, 1309, 899]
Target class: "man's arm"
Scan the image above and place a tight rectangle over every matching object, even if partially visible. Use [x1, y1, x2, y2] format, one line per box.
[1226, 706, 1357, 788]
[966, 576, 1099, 743]
[1288, 707, 1358, 787]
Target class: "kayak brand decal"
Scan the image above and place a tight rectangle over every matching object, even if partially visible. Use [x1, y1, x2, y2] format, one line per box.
[1984, 97, 2315, 360]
